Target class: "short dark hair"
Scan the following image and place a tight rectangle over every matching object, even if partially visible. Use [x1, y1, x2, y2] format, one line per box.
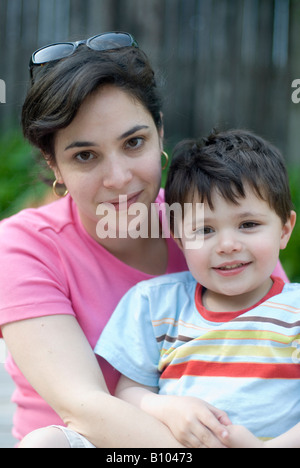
[165, 129, 293, 232]
[22, 46, 163, 163]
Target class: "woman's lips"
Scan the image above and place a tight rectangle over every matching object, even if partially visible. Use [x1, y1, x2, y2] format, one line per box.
[101, 191, 143, 211]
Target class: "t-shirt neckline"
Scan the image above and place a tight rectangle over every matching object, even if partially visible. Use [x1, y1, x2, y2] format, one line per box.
[195, 276, 285, 323]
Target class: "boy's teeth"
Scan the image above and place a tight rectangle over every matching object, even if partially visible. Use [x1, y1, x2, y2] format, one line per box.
[219, 263, 243, 270]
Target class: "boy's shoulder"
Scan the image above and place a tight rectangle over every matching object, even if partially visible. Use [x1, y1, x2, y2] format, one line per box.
[264, 282, 300, 311]
[136, 270, 195, 292]
[282, 282, 300, 292]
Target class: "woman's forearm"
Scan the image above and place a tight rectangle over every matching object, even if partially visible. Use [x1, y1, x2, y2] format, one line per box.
[65, 389, 183, 448]
[2, 316, 183, 448]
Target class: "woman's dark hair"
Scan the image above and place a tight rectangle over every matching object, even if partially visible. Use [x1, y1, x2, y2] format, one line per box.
[22, 46, 163, 163]
[165, 129, 293, 231]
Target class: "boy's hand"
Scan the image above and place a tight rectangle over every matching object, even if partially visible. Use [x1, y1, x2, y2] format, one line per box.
[160, 395, 231, 448]
[116, 377, 232, 448]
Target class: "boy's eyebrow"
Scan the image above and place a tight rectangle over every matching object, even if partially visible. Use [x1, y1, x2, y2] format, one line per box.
[203, 211, 268, 223]
[236, 211, 268, 219]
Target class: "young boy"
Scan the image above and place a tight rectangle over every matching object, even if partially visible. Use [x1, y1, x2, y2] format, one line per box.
[95, 129, 299, 448]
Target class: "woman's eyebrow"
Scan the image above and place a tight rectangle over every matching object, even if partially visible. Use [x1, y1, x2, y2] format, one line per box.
[118, 125, 149, 140]
[64, 141, 98, 151]
[64, 125, 150, 150]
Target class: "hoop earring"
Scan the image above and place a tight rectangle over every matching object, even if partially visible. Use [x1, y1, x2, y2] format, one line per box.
[52, 180, 69, 198]
[161, 151, 169, 170]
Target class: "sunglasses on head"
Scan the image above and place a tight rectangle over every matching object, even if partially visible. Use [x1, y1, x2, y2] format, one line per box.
[29, 31, 139, 80]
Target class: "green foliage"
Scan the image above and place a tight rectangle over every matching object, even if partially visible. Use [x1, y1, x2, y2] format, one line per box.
[280, 167, 300, 283]
[0, 131, 48, 219]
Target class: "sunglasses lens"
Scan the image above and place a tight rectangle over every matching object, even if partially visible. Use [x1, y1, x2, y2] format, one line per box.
[88, 32, 138, 51]
[33, 43, 75, 64]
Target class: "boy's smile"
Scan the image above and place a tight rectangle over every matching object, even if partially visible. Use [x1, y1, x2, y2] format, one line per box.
[212, 260, 253, 276]
[179, 185, 296, 313]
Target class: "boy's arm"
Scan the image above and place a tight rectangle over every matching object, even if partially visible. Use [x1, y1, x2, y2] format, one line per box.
[266, 423, 300, 448]
[224, 423, 300, 448]
[116, 374, 231, 449]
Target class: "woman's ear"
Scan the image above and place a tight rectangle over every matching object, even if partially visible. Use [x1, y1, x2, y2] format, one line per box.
[280, 210, 297, 250]
[44, 153, 64, 184]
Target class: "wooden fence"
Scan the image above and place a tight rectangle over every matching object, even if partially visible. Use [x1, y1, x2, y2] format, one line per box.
[0, 0, 300, 162]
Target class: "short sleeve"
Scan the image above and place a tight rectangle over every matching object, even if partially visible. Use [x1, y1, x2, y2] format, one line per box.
[94, 283, 160, 387]
[0, 215, 75, 337]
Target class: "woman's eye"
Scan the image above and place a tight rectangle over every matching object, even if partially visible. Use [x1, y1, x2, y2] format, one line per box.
[75, 152, 95, 163]
[125, 137, 144, 149]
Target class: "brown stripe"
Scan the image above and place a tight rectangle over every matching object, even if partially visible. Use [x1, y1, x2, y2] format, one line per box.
[233, 315, 300, 329]
[156, 334, 193, 343]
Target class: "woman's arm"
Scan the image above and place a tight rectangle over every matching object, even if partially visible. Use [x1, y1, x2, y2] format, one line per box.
[2, 315, 184, 448]
[116, 374, 231, 448]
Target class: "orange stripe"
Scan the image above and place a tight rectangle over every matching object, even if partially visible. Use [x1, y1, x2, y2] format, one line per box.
[263, 301, 300, 314]
[161, 360, 300, 380]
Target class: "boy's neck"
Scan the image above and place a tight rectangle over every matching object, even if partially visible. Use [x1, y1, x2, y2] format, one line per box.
[202, 277, 274, 313]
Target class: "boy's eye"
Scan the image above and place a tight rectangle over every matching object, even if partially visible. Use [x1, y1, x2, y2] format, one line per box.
[196, 226, 214, 235]
[203, 226, 214, 235]
[240, 222, 259, 229]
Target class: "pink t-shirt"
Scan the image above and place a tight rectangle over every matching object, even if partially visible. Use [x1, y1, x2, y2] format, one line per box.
[0, 190, 188, 441]
[0, 190, 288, 441]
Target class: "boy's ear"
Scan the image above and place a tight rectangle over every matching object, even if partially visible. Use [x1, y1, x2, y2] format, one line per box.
[171, 232, 184, 251]
[280, 210, 296, 250]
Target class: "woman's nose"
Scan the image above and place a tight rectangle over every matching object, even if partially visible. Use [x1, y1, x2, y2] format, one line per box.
[102, 157, 133, 190]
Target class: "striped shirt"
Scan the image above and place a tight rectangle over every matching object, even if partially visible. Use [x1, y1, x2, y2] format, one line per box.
[96, 271, 300, 440]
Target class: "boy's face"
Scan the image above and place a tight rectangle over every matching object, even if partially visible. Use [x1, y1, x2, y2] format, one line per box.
[178, 185, 296, 311]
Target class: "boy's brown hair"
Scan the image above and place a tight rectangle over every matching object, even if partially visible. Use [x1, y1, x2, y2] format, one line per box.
[165, 129, 293, 233]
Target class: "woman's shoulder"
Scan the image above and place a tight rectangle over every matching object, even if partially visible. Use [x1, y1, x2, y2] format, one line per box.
[0, 196, 74, 237]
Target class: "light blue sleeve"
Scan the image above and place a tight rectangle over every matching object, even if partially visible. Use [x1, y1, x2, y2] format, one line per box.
[94, 283, 161, 387]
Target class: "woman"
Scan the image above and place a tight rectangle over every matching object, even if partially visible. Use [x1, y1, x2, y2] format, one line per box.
[0, 32, 288, 448]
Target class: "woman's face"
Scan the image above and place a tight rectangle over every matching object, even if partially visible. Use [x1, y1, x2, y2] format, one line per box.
[51, 85, 163, 239]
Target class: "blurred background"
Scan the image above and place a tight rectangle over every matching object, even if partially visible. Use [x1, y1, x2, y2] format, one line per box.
[0, 0, 300, 447]
[0, 0, 299, 281]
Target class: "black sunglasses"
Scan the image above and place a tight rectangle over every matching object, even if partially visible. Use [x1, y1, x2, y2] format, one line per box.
[29, 31, 139, 80]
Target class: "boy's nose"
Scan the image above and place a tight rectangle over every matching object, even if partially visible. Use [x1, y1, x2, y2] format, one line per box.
[216, 231, 242, 255]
